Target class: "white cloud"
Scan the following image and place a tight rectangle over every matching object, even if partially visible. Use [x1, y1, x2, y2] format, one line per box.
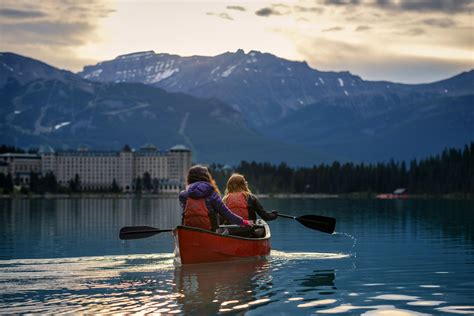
[0, 0, 114, 70]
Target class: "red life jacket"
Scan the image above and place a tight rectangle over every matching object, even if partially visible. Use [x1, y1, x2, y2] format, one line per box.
[183, 198, 212, 230]
[225, 192, 249, 220]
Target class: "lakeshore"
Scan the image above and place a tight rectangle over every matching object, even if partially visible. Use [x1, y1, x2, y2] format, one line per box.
[1, 192, 473, 200]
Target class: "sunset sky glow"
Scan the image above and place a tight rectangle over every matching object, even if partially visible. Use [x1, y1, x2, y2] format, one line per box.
[0, 0, 473, 83]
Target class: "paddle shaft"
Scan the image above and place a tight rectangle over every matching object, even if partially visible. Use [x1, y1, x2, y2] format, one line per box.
[125, 229, 172, 235]
[119, 226, 173, 240]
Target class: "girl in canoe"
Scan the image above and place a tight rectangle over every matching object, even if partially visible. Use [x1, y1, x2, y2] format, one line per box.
[179, 165, 252, 231]
[223, 173, 278, 222]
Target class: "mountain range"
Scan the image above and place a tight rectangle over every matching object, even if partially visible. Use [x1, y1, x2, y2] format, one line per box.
[0, 52, 329, 164]
[1, 50, 473, 164]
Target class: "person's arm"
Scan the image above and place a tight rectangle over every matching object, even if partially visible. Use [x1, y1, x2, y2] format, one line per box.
[249, 194, 278, 221]
[210, 192, 250, 226]
[178, 191, 187, 224]
[179, 191, 187, 211]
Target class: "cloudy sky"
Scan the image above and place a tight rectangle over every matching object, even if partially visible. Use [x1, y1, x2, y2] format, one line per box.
[0, 0, 473, 83]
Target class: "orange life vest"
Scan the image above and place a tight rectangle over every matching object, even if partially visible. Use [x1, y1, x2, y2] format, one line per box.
[183, 198, 212, 230]
[225, 192, 249, 220]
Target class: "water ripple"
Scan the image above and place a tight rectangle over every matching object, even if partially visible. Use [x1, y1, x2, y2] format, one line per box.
[270, 250, 351, 260]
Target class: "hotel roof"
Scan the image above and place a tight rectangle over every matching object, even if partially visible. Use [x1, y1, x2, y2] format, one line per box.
[170, 144, 190, 152]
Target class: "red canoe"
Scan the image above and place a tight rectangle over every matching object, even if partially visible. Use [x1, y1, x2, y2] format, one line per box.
[173, 219, 271, 264]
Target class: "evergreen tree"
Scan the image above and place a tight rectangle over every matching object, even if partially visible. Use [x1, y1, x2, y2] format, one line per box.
[14, 174, 21, 186]
[4, 173, 13, 194]
[68, 179, 75, 193]
[29, 172, 40, 193]
[45, 172, 58, 193]
[0, 145, 25, 154]
[69, 174, 81, 193]
[74, 174, 81, 192]
[111, 179, 121, 193]
[143, 172, 152, 192]
[135, 177, 142, 194]
[152, 178, 160, 193]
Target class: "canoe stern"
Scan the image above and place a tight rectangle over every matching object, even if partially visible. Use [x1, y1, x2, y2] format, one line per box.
[173, 221, 271, 264]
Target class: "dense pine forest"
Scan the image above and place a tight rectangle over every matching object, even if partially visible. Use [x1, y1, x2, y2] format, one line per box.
[211, 143, 474, 195]
[0, 145, 37, 154]
[0, 143, 472, 195]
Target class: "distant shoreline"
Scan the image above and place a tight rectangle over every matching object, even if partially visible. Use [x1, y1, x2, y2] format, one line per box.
[0, 193, 178, 199]
[257, 192, 474, 200]
[256, 193, 339, 199]
[1, 192, 473, 200]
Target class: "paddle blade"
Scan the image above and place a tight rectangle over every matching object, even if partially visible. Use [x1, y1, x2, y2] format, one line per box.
[119, 226, 171, 240]
[296, 215, 336, 234]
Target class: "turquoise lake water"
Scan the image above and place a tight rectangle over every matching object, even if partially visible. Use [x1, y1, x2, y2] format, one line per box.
[0, 197, 473, 315]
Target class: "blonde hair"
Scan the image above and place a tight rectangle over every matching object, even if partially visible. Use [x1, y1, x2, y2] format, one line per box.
[223, 173, 252, 202]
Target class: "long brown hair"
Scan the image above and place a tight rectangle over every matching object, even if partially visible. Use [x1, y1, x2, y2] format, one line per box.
[186, 165, 221, 195]
[223, 173, 251, 202]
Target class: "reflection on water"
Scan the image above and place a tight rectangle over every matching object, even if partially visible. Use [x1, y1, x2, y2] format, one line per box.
[174, 258, 272, 314]
[1, 197, 474, 315]
[0, 252, 343, 314]
[3, 249, 472, 315]
[0, 254, 178, 314]
[271, 250, 350, 260]
[0, 197, 181, 259]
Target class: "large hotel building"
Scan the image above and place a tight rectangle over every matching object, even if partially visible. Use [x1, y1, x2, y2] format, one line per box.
[0, 144, 192, 192]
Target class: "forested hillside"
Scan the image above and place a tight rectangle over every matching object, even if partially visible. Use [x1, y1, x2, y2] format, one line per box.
[211, 143, 474, 195]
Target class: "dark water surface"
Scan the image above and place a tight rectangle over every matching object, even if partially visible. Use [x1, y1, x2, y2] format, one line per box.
[0, 197, 473, 315]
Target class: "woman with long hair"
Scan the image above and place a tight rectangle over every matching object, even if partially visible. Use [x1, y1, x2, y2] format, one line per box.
[223, 173, 278, 222]
[179, 165, 251, 231]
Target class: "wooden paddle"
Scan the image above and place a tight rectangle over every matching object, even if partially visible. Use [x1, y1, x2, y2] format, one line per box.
[277, 213, 336, 234]
[119, 226, 172, 240]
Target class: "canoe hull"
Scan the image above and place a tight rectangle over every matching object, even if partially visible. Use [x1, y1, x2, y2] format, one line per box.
[173, 220, 271, 264]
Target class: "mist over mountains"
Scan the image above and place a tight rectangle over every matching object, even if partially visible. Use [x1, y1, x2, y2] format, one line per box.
[1, 50, 473, 164]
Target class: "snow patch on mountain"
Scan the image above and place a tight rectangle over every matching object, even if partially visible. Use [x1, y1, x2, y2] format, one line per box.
[222, 64, 238, 77]
[338, 78, 344, 87]
[83, 69, 103, 79]
[54, 122, 71, 130]
[144, 65, 155, 72]
[211, 66, 220, 75]
[147, 68, 179, 83]
[2, 63, 14, 72]
[117, 51, 155, 60]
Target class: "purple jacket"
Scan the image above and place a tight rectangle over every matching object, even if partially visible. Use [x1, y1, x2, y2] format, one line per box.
[179, 181, 244, 226]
